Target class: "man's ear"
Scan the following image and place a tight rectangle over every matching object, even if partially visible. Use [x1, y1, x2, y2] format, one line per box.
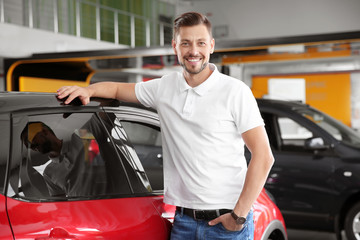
[210, 38, 215, 54]
[172, 39, 177, 55]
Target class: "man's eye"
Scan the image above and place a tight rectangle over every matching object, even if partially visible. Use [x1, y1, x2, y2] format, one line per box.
[181, 42, 189, 46]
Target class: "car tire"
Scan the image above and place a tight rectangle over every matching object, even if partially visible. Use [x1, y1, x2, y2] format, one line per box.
[345, 202, 360, 240]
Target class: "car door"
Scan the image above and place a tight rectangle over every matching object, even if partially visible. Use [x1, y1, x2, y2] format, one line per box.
[6, 109, 170, 240]
[261, 110, 338, 229]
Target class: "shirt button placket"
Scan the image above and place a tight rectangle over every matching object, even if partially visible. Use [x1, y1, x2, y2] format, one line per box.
[183, 89, 195, 116]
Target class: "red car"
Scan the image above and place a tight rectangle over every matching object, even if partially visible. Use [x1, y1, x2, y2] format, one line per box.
[0, 92, 286, 240]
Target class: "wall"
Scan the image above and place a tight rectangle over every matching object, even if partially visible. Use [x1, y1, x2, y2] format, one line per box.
[252, 73, 352, 126]
[0, 23, 127, 59]
[351, 73, 360, 130]
[0, 22, 128, 91]
[3, 0, 360, 60]
[177, 0, 360, 40]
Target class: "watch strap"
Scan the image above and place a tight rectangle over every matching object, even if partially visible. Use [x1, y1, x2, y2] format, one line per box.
[231, 210, 246, 225]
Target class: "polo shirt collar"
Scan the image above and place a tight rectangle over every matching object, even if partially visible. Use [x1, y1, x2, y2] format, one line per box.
[179, 63, 219, 96]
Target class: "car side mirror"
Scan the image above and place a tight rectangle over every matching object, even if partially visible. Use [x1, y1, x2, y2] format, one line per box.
[305, 137, 328, 150]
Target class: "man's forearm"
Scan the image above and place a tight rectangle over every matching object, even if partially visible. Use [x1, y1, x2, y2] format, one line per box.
[234, 126, 274, 218]
[233, 152, 274, 218]
[87, 82, 139, 103]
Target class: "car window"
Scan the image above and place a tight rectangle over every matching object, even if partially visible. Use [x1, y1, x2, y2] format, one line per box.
[262, 114, 318, 152]
[278, 117, 313, 147]
[299, 108, 360, 147]
[120, 121, 163, 191]
[0, 114, 10, 194]
[104, 115, 152, 193]
[10, 112, 134, 201]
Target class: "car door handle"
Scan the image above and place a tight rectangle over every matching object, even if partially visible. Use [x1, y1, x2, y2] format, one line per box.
[35, 227, 77, 239]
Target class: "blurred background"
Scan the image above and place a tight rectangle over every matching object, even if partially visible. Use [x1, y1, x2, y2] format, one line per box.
[1, 0, 360, 132]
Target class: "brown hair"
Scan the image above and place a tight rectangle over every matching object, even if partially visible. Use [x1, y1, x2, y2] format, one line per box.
[173, 12, 212, 40]
[21, 121, 54, 147]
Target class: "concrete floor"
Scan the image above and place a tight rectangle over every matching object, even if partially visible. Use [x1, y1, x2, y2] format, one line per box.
[287, 229, 347, 240]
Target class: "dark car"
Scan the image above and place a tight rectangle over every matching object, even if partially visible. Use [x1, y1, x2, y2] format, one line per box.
[0, 92, 287, 240]
[254, 98, 360, 240]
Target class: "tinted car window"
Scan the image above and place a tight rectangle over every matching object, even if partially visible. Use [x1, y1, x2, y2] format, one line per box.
[0, 114, 10, 194]
[120, 121, 163, 191]
[107, 116, 153, 193]
[298, 108, 360, 147]
[10, 112, 134, 201]
[262, 112, 317, 152]
[278, 117, 313, 147]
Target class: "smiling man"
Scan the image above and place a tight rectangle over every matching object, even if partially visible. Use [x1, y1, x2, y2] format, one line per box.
[57, 12, 274, 240]
[173, 21, 214, 80]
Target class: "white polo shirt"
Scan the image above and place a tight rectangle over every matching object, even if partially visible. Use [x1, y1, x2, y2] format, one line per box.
[135, 64, 264, 210]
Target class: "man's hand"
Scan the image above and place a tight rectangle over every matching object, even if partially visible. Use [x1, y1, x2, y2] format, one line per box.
[57, 82, 139, 105]
[208, 213, 244, 231]
[57, 86, 91, 105]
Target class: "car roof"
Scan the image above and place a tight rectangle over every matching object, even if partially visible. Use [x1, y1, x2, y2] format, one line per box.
[0, 91, 309, 114]
[256, 98, 309, 111]
[0, 91, 149, 114]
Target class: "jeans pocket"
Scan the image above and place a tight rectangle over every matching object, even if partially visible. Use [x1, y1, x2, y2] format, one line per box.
[218, 222, 247, 233]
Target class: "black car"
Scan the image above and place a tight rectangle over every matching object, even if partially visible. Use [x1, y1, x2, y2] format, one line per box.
[255, 98, 360, 240]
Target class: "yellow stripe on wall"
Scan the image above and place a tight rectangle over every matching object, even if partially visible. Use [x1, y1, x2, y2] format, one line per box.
[19, 76, 89, 93]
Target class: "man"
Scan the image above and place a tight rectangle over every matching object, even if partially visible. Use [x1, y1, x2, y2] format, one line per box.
[20, 121, 102, 197]
[57, 11, 274, 240]
[21, 121, 72, 196]
[21, 122, 62, 157]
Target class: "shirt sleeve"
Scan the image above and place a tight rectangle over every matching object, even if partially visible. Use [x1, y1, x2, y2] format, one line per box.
[233, 82, 264, 134]
[135, 78, 161, 109]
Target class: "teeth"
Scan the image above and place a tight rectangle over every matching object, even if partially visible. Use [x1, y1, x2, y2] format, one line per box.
[188, 59, 199, 62]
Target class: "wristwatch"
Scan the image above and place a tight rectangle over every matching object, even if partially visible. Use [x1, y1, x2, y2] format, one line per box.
[231, 211, 246, 225]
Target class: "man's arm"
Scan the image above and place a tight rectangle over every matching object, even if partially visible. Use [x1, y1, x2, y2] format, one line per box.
[57, 82, 139, 105]
[209, 125, 274, 231]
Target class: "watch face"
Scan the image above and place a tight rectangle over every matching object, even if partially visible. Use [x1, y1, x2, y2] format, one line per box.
[231, 211, 246, 225]
[236, 217, 246, 224]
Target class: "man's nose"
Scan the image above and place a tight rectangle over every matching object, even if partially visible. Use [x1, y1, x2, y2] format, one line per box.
[189, 44, 199, 55]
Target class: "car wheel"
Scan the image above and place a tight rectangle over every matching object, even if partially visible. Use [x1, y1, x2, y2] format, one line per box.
[345, 202, 360, 240]
[267, 229, 286, 240]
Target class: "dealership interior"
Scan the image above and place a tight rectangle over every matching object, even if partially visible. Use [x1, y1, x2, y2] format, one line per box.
[1, 0, 360, 240]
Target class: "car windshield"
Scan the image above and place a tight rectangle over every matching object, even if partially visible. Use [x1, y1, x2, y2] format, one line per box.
[295, 106, 360, 147]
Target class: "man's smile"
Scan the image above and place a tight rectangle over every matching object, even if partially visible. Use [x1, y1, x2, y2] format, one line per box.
[187, 58, 201, 62]
[185, 56, 203, 65]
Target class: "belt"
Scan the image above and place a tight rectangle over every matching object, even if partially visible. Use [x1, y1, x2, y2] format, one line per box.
[176, 207, 232, 221]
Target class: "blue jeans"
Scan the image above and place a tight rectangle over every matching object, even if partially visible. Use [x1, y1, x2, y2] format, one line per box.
[170, 209, 254, 240]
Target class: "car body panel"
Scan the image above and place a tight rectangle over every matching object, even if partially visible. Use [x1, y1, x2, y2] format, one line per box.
[266, 150, 337, 230]
[0, 195, 13, 239]
[6, 196, 170, 240]
[253, 189, 287, 240]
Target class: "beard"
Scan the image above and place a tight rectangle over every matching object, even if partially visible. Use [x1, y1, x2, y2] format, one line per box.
[180, 54, 209, 75]
[181, 61, 208, 75]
